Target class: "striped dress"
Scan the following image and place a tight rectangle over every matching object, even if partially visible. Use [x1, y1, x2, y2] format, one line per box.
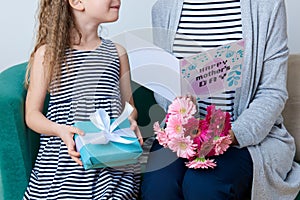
[24, 38, 140, 200]
[173, 0, 243, 120]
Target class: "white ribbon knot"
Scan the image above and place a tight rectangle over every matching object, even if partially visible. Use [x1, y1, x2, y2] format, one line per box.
[79, 102, 137, 146]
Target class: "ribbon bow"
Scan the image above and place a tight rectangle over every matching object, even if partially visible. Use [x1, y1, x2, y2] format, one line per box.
[78, 102, 137, 146]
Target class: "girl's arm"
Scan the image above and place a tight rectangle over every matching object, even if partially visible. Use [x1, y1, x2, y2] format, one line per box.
[25, 46, 84, 165]
[116, 43, 143, 145]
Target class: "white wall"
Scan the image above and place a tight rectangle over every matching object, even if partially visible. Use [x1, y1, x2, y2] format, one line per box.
[286, 0, 300, 54]
[1, 0, 299, 72]
[0, 1, 38, 72]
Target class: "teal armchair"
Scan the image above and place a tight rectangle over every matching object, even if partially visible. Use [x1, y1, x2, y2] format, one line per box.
[0, 60, 299, 200]
[0, 63, 40, 200]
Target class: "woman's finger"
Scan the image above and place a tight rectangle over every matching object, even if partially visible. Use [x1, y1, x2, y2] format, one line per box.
[187, 94, 197, 105]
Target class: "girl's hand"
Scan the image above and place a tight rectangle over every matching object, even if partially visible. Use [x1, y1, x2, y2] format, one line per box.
[128, 117, 143, 146]
[56, 124, 85, 166]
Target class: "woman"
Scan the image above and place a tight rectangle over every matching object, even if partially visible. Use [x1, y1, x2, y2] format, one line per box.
[141, 0, 300, 199]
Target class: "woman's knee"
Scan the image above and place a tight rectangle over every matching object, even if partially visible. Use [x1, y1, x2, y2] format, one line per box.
[141, 170, 184, 200]
[182, 148, 253, 200]
[141, 140, 187, 199]
[141, 160, 187, 200]
[182, 169, 236, 200]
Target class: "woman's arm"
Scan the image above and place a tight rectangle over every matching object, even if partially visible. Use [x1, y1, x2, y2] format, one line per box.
[232, 1, 289, 147]
[116, 43, 143, 145]
[25, 46, 84, 165]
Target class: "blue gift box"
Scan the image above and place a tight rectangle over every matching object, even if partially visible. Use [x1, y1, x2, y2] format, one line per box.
[74, 118, 143, 170]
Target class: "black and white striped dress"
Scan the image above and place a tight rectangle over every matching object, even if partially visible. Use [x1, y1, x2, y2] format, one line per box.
[24, 39, 140, 200]
[173, 0, 243, 120]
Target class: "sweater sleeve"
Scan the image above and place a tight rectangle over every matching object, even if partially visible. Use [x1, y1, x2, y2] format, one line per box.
[232, 0, 289, 147]
[151, 0, 174, 112]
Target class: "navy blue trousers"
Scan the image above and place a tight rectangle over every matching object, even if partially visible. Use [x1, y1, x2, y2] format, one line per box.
[141, 139, 253, 200]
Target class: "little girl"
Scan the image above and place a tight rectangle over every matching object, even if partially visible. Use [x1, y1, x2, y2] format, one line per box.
[23, 0, 143, 199]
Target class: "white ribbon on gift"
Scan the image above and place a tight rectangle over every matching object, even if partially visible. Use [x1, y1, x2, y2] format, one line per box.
[78, 102, 137, 146]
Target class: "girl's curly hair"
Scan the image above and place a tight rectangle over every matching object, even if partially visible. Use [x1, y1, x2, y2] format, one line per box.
[25, 0, 80, 91]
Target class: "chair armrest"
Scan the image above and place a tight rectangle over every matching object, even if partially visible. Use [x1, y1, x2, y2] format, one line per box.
[131, 82, 165, 138]
[0, 62, 40, 200]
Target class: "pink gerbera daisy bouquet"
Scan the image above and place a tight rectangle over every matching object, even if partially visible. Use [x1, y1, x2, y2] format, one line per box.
[153, 96, 232, 169]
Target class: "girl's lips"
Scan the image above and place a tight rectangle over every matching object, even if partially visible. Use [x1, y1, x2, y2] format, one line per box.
[111, 5, 120, 9]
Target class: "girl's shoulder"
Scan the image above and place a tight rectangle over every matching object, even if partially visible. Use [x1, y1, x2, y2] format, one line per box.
[101, 38, 125, 52]
[114, 43, 127, 58]
[99, 38, 125, 57]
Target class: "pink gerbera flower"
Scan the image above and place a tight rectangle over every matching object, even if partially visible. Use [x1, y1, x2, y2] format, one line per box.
[167, 136, 196, 159]
[153, 122, 170, 147]
[205, 105, 231, 137]
[183, 117, 201, 139]
[152, 99, 232, 169]
[153, 121, 161, 132]
[155, 129, 169, 147]
[165, 113, 171, 123]
[220, 112, 231, 137]
[213, 135, 232, 155]
[168, 97, 197, 123]
[197, 119, 211, 142]
[185, 157, 217, 169]
[165, 115, 184, 137]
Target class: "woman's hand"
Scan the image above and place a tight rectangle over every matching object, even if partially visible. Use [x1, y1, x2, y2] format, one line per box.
[229, 130, 238, 145]
[56, 124, 85, 166]
[128, 117, 143, 146]
[186, 94, 197, 105]
[176, 95, 197, 105]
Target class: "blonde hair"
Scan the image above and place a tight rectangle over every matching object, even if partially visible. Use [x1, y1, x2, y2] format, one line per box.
[25, 0, 80, 90]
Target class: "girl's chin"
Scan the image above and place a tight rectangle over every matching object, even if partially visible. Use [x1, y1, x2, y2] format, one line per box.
[107, 15, 119, 23]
